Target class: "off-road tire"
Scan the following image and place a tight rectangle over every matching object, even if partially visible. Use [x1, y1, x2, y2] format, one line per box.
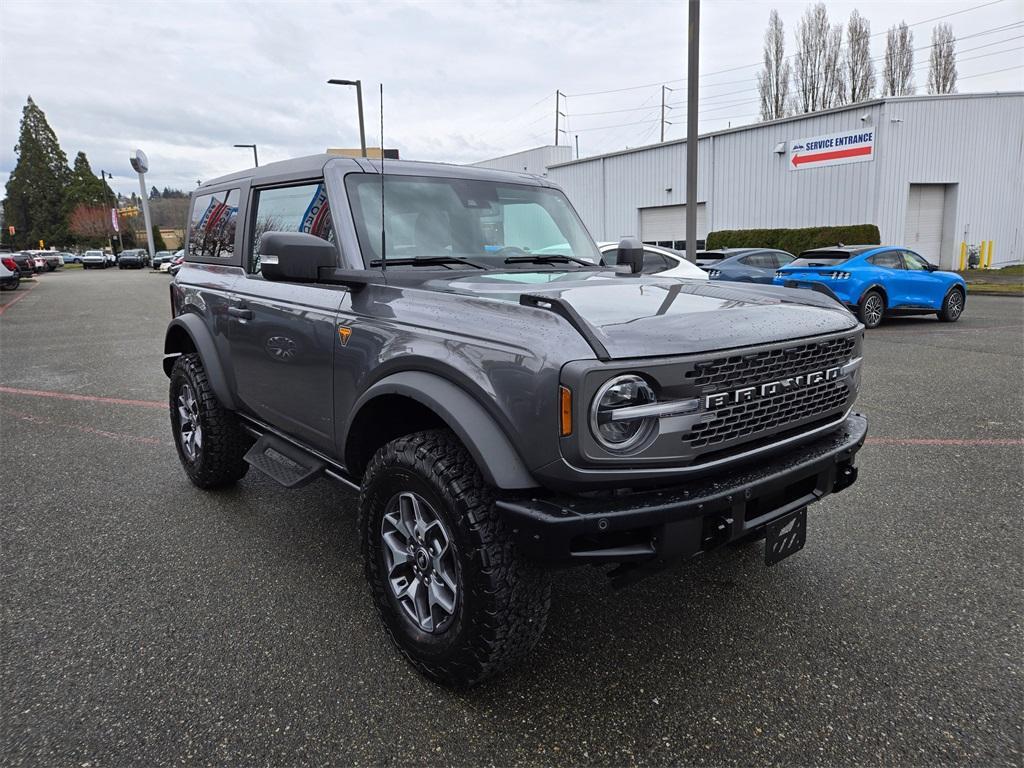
[857, 289, 885, 329]
[169, 353, 250, 489]
[359, 429, 551, 688]
[938, 287, 965, 323]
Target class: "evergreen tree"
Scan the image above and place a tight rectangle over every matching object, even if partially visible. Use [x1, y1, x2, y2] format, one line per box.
[63, 152, 113, 219]
[151, 224, 167, 251]
[3, 96, 71, 248]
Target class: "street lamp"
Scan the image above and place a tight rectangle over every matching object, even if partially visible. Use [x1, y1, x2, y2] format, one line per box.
[99, 169, 122, 254]
[233, 143, 259, 167]
[327, 78, 367, 157]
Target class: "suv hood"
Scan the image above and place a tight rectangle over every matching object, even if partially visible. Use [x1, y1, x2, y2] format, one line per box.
[437, 270, 858, 359]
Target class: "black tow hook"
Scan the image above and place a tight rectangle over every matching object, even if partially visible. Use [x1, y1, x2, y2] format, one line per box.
[833, 463, 858, 493]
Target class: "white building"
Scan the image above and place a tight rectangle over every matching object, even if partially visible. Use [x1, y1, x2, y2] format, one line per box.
[475, 92, 1023, 269]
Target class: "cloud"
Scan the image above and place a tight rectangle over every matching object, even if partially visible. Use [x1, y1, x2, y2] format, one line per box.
[1, 0, 1019, 195]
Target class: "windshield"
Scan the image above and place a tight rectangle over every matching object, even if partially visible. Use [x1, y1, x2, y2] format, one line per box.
[345, 174, 601, 268]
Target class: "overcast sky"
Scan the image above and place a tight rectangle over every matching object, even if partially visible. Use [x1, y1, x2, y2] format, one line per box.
[1, 0, 1021, 196]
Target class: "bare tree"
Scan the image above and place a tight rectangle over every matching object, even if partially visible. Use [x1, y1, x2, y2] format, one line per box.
[793, 3, 845, 113]
[928, 23, 958, 94]
[68, 204, 112, 245]
[823, 21, 846, 107]
[846, 10, 875, 102]
[758, 10, 791, 120]
[883, 21, 915, 96]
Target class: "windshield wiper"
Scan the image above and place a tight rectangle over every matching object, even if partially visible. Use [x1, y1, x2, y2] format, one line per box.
[369, 256, 488, 270]
[503, 254, 596, 267]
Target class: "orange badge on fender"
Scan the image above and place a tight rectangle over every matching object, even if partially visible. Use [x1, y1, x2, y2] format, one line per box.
[337, 326, 353, 346]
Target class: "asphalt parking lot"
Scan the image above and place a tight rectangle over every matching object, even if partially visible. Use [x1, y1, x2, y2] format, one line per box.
[2, 268, 1021, 767]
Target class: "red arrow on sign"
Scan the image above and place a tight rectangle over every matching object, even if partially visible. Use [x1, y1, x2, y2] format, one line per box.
[791, 145, 872, 167]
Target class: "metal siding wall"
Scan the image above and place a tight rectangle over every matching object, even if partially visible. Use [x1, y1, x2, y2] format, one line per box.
[875, 96, 1024, 267]
[711, 106, 880, 231]
[547, 94, 1023, 264]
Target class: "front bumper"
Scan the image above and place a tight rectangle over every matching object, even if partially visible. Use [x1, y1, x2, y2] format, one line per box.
[498, 412, 866, 568]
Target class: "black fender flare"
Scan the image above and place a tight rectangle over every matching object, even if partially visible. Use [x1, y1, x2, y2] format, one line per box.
[162, 314, 236, 410]
[346, 371, 537, 490]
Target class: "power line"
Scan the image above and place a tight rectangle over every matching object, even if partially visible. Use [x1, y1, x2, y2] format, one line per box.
[564, 0, 1013, 98]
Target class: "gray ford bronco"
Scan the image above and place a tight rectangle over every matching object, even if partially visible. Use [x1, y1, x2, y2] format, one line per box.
[163, 154, 867, 687]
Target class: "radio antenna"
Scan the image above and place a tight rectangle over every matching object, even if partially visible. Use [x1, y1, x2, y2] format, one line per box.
[379, 83, 386, 273]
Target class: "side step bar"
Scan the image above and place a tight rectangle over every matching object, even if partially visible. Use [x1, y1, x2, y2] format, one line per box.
[244, 433, 326, 488]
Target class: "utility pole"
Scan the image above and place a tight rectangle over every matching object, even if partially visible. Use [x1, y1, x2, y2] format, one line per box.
[575, 134, 580, 160]
[661, 85, 674, 142]
[554, 90, 565, 146]
[685, 0, 700, 264]
[130, 150, 156, 266]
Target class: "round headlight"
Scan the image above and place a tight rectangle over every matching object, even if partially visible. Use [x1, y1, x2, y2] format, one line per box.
[590, 374, 657, 452]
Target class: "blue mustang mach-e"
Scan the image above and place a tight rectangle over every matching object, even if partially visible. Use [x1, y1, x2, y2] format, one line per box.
[774, 245, 967, 328]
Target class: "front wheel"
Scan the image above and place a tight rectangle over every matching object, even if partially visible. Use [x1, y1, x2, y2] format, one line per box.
[169, 353, 250, 488]
[857, 290, 885, 329]
[938, 287, 965, 322]
[359, 429, 551, 688]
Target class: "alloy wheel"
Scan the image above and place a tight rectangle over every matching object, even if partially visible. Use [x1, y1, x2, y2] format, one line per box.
[864, 294, 883, 327]
[381, 491, 459, 633]
[948, 291, 964, 319]
[176, 383, 203, 462]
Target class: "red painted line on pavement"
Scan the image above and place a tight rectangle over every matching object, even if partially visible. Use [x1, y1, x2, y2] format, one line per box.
[0, 385, 165, 409]
[866, 437, 1023, 446]
[0, 281, 38, 316]
[2, 409, 172, 447]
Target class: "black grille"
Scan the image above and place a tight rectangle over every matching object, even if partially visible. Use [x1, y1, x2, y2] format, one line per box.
[683, 380, 849, 449]
[686, 336, 856, 389]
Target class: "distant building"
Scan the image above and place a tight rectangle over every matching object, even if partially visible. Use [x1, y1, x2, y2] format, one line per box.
[474, 92, 1023, 268]
[327, 148, 400, 159]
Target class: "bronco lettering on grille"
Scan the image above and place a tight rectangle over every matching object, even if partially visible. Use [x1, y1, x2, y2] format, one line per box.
[704, 366, 841, 409]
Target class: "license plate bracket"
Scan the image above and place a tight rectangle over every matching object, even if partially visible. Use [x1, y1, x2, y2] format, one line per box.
[764, 507, 807, 566]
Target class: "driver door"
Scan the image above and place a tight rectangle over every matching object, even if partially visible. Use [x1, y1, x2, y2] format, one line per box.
[899, 250, 945, 308]
[227, 180, 345, 453]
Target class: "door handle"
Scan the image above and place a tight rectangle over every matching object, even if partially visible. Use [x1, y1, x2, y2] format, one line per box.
[228, 306, 253, 320]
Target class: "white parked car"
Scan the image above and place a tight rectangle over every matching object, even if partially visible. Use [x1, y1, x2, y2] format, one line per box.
[596, 242, 708, 279]
[81, 250, 108, 270]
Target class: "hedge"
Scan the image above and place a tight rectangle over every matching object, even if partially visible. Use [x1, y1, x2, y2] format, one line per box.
[705, 224, 880, 256]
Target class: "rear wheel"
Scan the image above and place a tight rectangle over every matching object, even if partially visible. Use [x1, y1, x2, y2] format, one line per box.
[938, 287, 965, 322]
[1, 275, 18, 291]
[857, 290, 885, 329]
[359, 429, 551, 688]
[169, 353, 250, 488]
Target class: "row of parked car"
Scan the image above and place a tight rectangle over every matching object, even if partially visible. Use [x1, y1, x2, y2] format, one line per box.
[626, 242, 966, 328]
[0, 247, 187, 290]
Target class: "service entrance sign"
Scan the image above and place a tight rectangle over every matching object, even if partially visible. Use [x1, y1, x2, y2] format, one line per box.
[789, 129, 874, 171]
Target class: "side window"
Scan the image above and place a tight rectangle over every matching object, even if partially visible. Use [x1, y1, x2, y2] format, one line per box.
[742, 252, 775, 269]
[642, 250, 671, 274]
[869, 251, 903, 269]
[249, 182, 333, 274]
[901, 251, 930, 271]
[774, 251, 795, 267]
[188, 188, 240, 259]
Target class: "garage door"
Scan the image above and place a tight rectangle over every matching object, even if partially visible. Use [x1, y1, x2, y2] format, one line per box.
[640, 203, 707, 248]
[903, 185, 945, 264]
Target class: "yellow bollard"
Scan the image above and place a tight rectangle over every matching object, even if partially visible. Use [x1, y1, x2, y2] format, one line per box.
[980, 240, 989, 268]
[989, 240, 995, 268]
[959, 241, 967, 270]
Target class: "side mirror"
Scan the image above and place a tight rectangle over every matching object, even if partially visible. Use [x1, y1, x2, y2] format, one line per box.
[616, 236, 644, 275]
[259, 231, 338, 283]
[925, 263, 939, 272]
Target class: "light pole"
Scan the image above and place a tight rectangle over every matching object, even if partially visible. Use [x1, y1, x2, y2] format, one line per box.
[327, 78, 367, 157]
[99, 169, 122, 254]
[233, 143, 259, 167]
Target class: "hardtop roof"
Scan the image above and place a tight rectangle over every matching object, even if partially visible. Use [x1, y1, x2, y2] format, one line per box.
[198, 154, 558, 193]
